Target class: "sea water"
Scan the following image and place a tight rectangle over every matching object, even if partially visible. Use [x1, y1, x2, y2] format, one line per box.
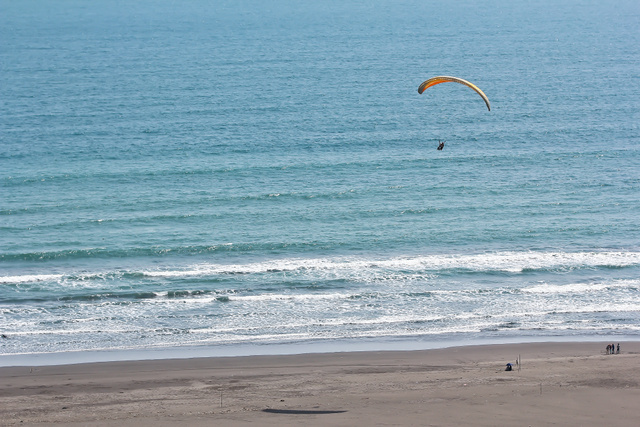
[1, 0, 639, 363]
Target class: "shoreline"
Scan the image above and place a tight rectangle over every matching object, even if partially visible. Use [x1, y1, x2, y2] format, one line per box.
[2, 340, 639, 426]
[3, 334, 639, 368]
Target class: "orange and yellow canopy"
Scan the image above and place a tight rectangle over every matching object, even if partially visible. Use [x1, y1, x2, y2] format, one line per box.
[418, 76, 491, 111]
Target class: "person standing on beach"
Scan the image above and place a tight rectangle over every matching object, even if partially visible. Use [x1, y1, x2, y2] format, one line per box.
[617, 343, 620, 354]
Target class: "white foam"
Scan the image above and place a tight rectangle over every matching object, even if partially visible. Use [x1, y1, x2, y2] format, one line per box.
[524, 279, 640, 294]
[228, 292, 349, 302]
[8, 250, 634, 286]
[139, 250, 640, 279]
[0, 274, 63, 284]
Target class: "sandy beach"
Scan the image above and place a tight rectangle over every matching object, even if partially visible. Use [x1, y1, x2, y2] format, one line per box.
[1, 341, 638, 426]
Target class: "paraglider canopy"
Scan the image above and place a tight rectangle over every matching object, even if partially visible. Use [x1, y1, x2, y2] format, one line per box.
[418, 76, 491, 111]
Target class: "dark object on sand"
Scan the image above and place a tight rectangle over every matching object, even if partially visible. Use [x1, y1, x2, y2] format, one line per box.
[263, 409, 347, 415]
[505, 363, 512, 371]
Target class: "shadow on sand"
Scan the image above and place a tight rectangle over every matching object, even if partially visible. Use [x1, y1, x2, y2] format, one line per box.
[263, 408, 347, 415]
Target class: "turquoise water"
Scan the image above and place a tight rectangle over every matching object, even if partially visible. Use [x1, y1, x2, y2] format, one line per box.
[1, 0, 640, 360]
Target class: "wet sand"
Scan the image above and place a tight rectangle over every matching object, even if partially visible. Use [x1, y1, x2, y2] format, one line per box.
[1, 341, 639, 426]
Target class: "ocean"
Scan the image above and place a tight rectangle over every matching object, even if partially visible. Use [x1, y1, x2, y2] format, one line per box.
[1, 0, 639, 364]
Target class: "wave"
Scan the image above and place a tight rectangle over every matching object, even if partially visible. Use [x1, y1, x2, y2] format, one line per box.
[0, 186, 362, 223]
[3, 279, 639, 312]
[0, 274, 64, 284]
[0, 243, 260, 262]
[141, 250, 640, 278]
[3, 250, 640, 286]
[523, 279, 640, 294]
[0, 156, 399, 190]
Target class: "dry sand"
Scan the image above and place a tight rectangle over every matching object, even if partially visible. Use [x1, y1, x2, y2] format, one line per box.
[1, 341, 639, 426]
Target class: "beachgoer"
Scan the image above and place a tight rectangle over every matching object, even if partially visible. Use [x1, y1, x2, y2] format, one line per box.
[606, 344, 611, 354]
[505, 363, 512, 371]
[617, 343, 620, 354]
